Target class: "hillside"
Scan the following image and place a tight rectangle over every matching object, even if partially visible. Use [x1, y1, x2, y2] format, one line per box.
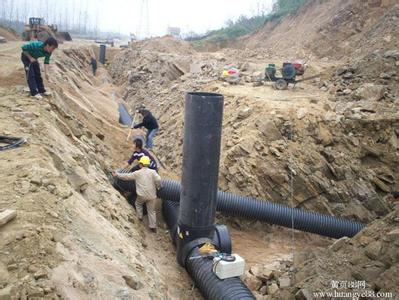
[236, 0, 399, 60]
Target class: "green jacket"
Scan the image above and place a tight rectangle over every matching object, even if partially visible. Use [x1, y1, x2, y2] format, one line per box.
[21, 41, 51, 64]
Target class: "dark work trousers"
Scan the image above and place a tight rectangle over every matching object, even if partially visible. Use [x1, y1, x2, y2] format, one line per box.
[21, 54, 46, 96]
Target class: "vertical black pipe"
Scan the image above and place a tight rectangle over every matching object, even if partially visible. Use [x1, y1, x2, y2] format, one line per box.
[99, 44, 106, 64]
[177, 92, 224, 264]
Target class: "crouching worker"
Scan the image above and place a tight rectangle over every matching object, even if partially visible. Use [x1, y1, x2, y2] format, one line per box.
[113, 156, 161, 233]
[122, 138, 158, 172]
[21, 37, 58, 99]
[133, 108, 159, 149]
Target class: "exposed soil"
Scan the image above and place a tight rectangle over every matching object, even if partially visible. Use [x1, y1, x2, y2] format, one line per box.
[0, 0, 398, 298]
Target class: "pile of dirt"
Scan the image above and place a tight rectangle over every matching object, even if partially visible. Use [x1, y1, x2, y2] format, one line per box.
[325, 49, 399, 103]
[290, 206, 399, 299]
[0, 25, 19, 41]
[234, 0, 398, 60]
[132, 35, 196, 55]
[109, 48, 192, 88]
[0, 42, 199, 299]
[241, 205, 399, 299]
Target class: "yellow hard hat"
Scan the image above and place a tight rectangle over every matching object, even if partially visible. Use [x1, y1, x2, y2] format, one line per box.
[139, 156, 151, 166]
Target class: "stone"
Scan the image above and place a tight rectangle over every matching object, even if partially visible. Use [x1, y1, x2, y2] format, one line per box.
[0, 210, 17, 227]
[386, 229, 399, 241]
[240, 62, 250, 72]
[329, 236, 350, 252]
[122, 275, 143, 290]
[316, 126, 333, 146]
[58, 185, 73, 199]
[278, 275, 291, 288]
[355, 84, 385, 101]
[336, 66, 348, 76]
[27, 286, 44, 297]
[364, 241, 382, 260]
[251, 71, 264, 82]
[252, 81, 263, 87]
[372, 177, 390, 192]
[262, 269, 274, 280]
[342, 88, 351, 95]
[295, 288, 313, 300]
[237, 107, 252, 120]
[342, 72, 354, 79]
[27, 265, 39, 274]
[0, 264, 9, 289]
[96, 133, 105, 140]
[256, 120, 282, 141]
[384, 50, 399, 60]
[259, 285, 267, 295]
[296, 108, 307, 120]
[29, 174, 42, 185]
[244, 272, 262, 291]
[34, 269, 48, 280]
[267, 283, 279, 295]
[250, 265, 263, 277]
[0, 286, 12, 300]
[379, 73, 391, 79]
[6, 265, 17, 272]
[18, 181, 30, 195]
[66, 119, 83, 138]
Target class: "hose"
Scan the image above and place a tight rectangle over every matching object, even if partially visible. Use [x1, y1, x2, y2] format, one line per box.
[157, 179, 365, 239]
[0, 136, 27, 152]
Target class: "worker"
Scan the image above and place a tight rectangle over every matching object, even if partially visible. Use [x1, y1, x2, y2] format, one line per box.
[21, 37, 58, 99]
[133, 108, 159, 149]
[89, 57, 97, 76]
[113, 156, 161, 233]
[123, 138, 158, 172]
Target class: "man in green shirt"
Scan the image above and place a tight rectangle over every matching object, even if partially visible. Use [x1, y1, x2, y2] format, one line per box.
[21, 37, 58, 99]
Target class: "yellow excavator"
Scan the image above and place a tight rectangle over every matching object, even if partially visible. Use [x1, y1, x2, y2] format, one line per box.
[22, 17, 72, 42]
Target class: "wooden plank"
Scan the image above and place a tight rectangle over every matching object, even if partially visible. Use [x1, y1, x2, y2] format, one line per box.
[0, 209, 17, 227]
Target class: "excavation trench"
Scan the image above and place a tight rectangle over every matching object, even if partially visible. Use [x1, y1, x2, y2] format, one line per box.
[113, 93, 365, 298]
[0, 41, 348, 298]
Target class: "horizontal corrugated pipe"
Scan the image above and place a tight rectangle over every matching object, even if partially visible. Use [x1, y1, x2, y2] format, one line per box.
[158, 179, 365, 239]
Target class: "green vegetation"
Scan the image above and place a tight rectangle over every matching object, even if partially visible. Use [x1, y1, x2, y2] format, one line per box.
[189, 0, 307, 44]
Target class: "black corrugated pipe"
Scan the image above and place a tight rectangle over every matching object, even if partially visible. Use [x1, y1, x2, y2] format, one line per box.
[158, 179, 365, 239]
[162, 200, 253, 299]
[176, 92, 254, 299]
[112, 176, 365, 239]
[118, 103, 133, 126]
[99, 44, 106, 64]
[162, 200, 232, 253]
[186, 248, 255, 300]
[176, 92, 224, 263]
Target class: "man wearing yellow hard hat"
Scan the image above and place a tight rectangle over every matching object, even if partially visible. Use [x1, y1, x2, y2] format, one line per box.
[113, 156, 161, 233]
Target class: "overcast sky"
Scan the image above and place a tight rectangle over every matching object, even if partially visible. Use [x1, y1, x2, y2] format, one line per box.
[87, 0, 274, 36]
[1, 0, 274, 36]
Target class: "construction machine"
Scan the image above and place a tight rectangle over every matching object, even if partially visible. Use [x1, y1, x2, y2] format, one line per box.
[264, 60, 320, 90]
[22, 17, 72, 42]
